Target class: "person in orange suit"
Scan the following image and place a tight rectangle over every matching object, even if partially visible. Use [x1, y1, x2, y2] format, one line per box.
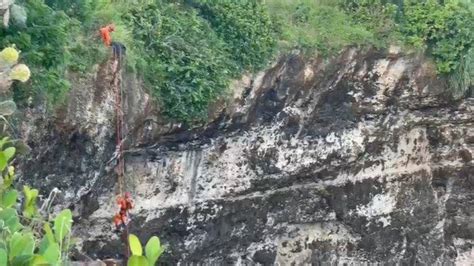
[100, 24, 115, 47]
[113, 192, 133, 230]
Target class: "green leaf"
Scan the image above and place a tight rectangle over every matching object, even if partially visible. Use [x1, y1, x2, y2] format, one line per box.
[43, 223, 55, 244]
[40, 242, 60, 265]
[1, 190, 17, 208]
[53, 209, 72, 243]
[2, 166, 15, 189]
[30, 255, 49, 266]
[37, 237, 48, 255]
[0, 153, 7, 172]
[22, 186, 39, 219]
[0, 248, 7, 266]
[3, 147, 15, 162]
[9, 232, 35, 260]
[129, 234, 143, 256]
[10, 255, 34, 266]
[0, 208, 21, 233]
[128, 255, 149, 266]
[145, 236, 163, 265]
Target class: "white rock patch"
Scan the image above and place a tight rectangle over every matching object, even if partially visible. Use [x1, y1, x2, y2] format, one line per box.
[356, 193, 397, 227]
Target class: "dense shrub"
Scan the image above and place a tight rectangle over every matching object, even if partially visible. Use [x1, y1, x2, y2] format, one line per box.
[122, 1, 279, 122]
[266, 0, 376, 55]
[449, 47, 474, 98]
[403, 0, 473, 73]
[402, 0, 473, 97]
[194, 1, 278, 71]
[340, 0, 399, 42]
[3, 0, 279, 122]
[124, 3, 236, 122]
[1, 0, 75, 106]
[0, 46, 74, 265]
[44, 0, 90, 20]
[3, 0, 472, 120]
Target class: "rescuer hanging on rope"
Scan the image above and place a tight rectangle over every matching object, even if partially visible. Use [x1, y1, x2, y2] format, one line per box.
[113, 192, 133, 231]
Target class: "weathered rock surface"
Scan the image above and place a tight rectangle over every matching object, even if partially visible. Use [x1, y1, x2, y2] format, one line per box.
[18, 48, 473, 265]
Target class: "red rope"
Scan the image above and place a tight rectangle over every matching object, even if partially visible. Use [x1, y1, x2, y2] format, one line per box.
[111, 54, 130, 259]
[113, 59, 125, 190]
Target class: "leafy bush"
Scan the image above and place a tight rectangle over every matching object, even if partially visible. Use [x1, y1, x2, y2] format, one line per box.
[402, 0, 473, 73]
[0, 47, 73, 265]
[124, 3, 236, 122]
[4, 0, 472, 120]
[1, 0, 76, 106]
[449, 46, 474, 98]
[44, 0, 90, 20]
[0, 141, 74, 265]
[35, 0, 279, 122]
[266, 0, 376, 55]
[194, 1, 278, 71]
[401, 0, 473, 97]
[340, 0, 399, 43]
[44, 0, 170, 74]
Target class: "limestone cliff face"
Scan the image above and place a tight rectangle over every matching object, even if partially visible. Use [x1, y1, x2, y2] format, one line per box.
[18, 48, 473, 265]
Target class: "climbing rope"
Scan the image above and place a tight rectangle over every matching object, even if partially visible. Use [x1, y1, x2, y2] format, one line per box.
[112, 47, 125, 196]
[98, 23, 132, 257]
[110, 43, 133, 260]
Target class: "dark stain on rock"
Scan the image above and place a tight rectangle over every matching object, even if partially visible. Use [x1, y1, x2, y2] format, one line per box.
[459, 149, 472, 163]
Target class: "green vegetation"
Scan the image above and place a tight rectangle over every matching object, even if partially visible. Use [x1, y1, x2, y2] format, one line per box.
[1, 0, 472, 122]
[122, 1, 279, 121]
[0, 46, 31, 85]
[402, 0, 471, 73]
[2, 0, 279, 122]
[0, 1, 472, 264]
[128, 234, 164, 266]
[124, 3, 235, 121]
[0, 46, 74, 266]
[268, 0, 473, 96]
[0, 141, 74, 265]
[339, 0, 400, 42]
[267, 0, 378, 55]
[195, 1, 278, 71]
[0, 46, 31, 137]
[0, 45, 166, 265]
[1, 0, 76, 106]
[402, 0, 473, 97]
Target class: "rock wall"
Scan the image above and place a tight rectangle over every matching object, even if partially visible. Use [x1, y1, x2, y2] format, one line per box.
[18, 48, 473, 265]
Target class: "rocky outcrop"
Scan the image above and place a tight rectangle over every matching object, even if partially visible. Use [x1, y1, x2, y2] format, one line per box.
[18, 48, 473, 265]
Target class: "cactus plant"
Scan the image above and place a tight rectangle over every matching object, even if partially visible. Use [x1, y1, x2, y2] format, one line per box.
[0, 46, 30, 96]
[0, 47, 19, 66]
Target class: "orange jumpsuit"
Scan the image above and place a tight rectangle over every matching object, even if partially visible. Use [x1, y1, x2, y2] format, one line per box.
[100, 25, 115, 47]
[113, 192, 133, 229]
